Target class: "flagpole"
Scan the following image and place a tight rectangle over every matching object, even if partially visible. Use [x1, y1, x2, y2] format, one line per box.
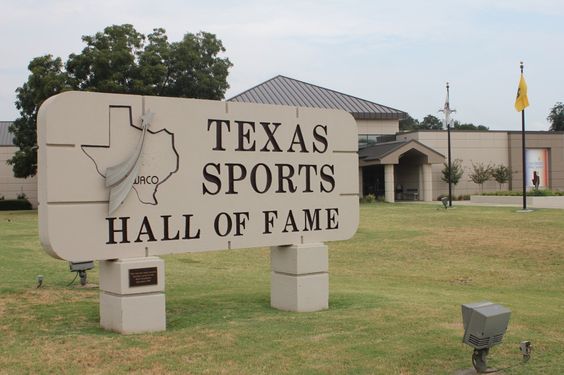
[448, 118, 452, 207]
[520, 62, 527, 210]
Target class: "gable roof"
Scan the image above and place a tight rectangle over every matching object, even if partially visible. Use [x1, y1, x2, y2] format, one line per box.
[0, 121, 15, 146]
[359, 140, 407, 161]
[359, 140, 445, 165]
[228, 75, 407, 120]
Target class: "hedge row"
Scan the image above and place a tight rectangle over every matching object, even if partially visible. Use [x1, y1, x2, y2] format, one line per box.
[0, 199, 33, 211]
[481, 190, 564, 197]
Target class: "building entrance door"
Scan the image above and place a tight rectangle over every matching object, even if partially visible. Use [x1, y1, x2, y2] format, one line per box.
[362, 165, 384, 198]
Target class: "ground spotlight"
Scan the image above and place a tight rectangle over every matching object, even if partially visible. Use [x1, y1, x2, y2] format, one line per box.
[519, 341, 532, 362]
[36, 275, 44, 288]
[441, 197, 449, 209]
[69, 261, 94, 286]
[461, 301, 511, 373]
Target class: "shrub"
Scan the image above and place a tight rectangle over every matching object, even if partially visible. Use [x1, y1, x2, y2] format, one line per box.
[530, 189, 556, 196]
[481, 190, 521, 196]
[437, 194, 470, 201]
[0, 199, 32, 211]
[480, 189, 563, 197]
[360, 194, 376, 204]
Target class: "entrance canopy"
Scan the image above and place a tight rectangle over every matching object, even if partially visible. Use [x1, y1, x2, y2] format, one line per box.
[359, 140, 444, 166]
[359, 140, 445, 202]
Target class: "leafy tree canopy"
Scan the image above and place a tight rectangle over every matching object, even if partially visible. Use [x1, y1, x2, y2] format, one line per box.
[399, 115, 420, 131]
[400, 114, 489, 132]
[8, 55, 68, 177]
[547, 102, 564, 131]
[468, 162, 493, 191]
[9, 24, 232, 178]
[441, 159, 464, 186]
[491, 164, 511, 190]
[452, 120, 489, 131]
[419, 114, 443, 130]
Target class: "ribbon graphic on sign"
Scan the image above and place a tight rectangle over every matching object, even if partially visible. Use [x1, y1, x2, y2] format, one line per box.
[105, 112, 154, 215]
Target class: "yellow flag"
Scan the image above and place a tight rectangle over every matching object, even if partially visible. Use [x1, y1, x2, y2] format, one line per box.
[514, 73, 529, 112]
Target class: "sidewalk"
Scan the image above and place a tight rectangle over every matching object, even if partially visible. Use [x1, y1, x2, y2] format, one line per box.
[395, 200, 561, 209]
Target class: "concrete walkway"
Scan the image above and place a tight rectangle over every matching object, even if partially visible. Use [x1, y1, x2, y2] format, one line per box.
[396, 199, 563, 209]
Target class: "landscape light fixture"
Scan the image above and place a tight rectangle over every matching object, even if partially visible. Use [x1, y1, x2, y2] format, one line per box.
[441, 196, 449, 209]
[36, 275, 44, 288]
[69, 261, 94, 286]
[461, 301, 511, 373]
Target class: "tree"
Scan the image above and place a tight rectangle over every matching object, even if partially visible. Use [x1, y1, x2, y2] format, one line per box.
[452, 120, 489, 131]
[162, 32, 231, 99]
[400, 115, 490, 132]
[65, 25, 232, 98]
[441, 159, 464, 196]
[547, 102, 564, 131]
[399, 114, 420, 131]
[66, 24, 145, 93]
[491, 164, 511, 190]
[419, 114, 443, 130]
[468, 162, 493, 192]
[8, 55, 69, 177]
[9, 24, 232, 177]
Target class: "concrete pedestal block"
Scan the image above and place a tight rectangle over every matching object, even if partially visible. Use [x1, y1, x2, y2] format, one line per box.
[270, 243, 329, 312]
[271, 272, 328, 312]
[271, 243, 328, 274]
[100, 292, 166, 334]
[99, 257, 165, 295]
[99, 257, 166, 334]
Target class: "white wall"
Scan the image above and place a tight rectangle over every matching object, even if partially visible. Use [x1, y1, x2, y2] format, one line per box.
[356, 119, 399, 135]
[397, 131, 510, 198]
[0, 146, 38, 207]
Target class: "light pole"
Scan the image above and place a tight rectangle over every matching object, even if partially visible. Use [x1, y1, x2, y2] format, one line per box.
[439, 82, 456, 207]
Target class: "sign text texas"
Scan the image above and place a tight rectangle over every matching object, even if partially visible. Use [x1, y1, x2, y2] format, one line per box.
[38, 92, 359, 261]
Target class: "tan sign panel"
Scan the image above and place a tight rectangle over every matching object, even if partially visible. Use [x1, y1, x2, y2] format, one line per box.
[38, 92, 359, 261]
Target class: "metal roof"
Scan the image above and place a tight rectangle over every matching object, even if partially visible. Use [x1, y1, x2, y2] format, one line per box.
[358, 140, 445, 164]
[0, 121, 15, 146]
[228, 75, 407, 120]
[358, 141, 408, 161]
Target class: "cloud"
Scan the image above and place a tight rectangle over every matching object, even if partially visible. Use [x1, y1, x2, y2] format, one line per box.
[0, 0, 562, 130]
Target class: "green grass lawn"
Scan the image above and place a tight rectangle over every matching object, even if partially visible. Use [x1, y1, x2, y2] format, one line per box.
[1, 204, 563, 374]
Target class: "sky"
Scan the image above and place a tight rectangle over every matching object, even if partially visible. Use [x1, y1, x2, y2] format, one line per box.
[1, 0, 563, 130]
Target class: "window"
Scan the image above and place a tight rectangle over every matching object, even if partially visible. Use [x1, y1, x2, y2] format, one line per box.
[358, 134, 395, 149]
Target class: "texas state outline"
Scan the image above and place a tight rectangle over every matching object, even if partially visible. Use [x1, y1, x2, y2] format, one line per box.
[81, 105, 180, 206]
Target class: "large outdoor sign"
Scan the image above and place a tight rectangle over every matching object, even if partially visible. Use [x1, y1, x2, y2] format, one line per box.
[38, 92, 359, 261]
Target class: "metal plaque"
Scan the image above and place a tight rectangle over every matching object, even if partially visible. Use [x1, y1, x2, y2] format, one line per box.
[129, 267, 158, 287]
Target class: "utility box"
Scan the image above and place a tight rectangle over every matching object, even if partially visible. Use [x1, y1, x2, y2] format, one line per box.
[462, 301, 511, 349]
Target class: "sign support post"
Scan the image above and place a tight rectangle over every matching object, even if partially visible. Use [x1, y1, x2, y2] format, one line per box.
[270, 243, 329, 312]
[99, 256, 166, 334]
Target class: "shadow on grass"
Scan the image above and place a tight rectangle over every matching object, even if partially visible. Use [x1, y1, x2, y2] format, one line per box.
[165, 290, 391, 331]
[5, 284, 390, 337]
